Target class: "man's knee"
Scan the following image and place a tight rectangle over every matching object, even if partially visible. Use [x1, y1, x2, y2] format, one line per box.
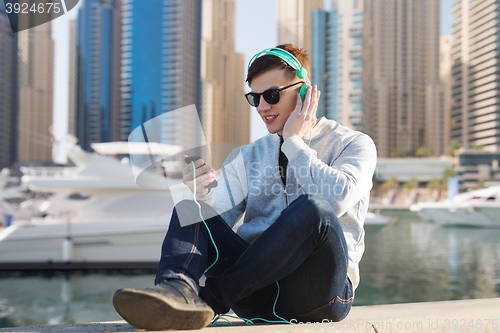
[291, 194, 336, 219]
[282, 194, 337, 233]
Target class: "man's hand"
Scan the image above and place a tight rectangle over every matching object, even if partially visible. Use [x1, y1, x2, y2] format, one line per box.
[282, 85, 320, 141]
[181, 155, 216, 198]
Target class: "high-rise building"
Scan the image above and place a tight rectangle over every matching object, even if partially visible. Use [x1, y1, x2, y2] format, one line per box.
[362, 0, 442, 157]
[440, 35, 453, 152]
[76, 0, 121, 151]
[68, 19, 77, 138]
[450, 0, 500, 151]
[276, 0, 323, 54]
[0, 7, 18, 169]
[17, 21, 54, 162]
[200, 0, 249, 167]
[119, 0, 202, 152]
[312, 0, 363, 130]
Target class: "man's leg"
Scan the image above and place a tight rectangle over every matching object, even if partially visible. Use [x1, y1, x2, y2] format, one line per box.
[200, 194, 352, 322]
[155, 199, 250, 292]
[275, 217, 353, 323]
[113, 199, 250, 330]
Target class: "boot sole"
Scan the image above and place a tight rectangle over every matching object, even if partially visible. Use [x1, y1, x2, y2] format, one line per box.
[113, 288, 214, 330]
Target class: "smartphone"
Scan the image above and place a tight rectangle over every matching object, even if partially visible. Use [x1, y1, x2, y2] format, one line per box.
[185, 155, 218, 189]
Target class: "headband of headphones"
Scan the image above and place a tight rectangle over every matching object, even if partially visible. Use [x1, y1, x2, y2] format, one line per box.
[247, 48, 310, 87]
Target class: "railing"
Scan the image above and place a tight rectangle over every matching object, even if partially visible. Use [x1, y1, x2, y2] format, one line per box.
[19, 167, 79, 178]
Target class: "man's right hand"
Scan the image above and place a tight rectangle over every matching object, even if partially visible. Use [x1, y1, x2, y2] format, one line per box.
[181, 155, 216, 198]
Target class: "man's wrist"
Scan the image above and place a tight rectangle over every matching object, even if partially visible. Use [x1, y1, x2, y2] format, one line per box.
[283, 133, 301, 141]
[281, 136, 308, 161]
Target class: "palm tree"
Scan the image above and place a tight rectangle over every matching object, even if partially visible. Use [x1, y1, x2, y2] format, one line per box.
[379, 177, 399, 190]
[426, 177, 440, 190]
[426, 177, 441, 201]
[441, 167, 456, 191]
[476, 179, 487, 189]
[402, 177, 418, 189]
[391, 147, 407, 158]
[446, 141, 461, 156]
[415, 146, 432, 157]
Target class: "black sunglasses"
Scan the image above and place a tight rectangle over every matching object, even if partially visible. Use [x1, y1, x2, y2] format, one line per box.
[245, 81, 303, 107]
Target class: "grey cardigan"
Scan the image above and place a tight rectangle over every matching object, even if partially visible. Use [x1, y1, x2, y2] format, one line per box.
[189, 117, 377, 290]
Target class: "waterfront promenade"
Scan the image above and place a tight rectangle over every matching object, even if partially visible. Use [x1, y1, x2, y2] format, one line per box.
[1, 298, 499, 333]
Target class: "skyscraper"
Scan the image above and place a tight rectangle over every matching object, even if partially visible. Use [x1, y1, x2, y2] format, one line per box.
[440, 35, 453, 153]
[200, 0, 249, 167]
[17, 21, 54, 162]
[76, 0, 121, 151]
[312, 0, 363, 130]
[276, 0, 323, 54]
[119, 0, 202, 152]
[0, 6, 17, 169]
[68, 19, 77, 138]
[450, 0, 500, 151]
[362, 0, 442, 157]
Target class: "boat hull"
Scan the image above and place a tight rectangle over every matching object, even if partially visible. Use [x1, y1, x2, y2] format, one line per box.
[0, 217, 170, 270]
[411, 204, 500, 228]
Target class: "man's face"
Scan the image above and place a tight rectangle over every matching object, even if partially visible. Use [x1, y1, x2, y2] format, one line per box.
[250, 68, 301, 135]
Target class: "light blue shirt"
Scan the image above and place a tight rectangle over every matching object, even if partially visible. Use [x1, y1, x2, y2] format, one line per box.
[193, 117, 377, 289]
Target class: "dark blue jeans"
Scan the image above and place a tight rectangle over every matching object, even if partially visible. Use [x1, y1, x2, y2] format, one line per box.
[155, 194, 353, 323]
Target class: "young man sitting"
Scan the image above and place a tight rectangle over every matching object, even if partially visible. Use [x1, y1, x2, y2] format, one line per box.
[113, 43, 377, 330]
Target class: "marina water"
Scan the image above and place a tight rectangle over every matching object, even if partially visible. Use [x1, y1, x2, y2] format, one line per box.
[1, 211, 499, 328]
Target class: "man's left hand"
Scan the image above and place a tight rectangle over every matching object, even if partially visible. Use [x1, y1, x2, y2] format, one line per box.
[282, 85, 320, 141]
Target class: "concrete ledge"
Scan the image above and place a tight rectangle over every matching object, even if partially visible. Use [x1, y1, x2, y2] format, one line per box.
[1, 298, 499, 333]
[344, 298, 500, 333]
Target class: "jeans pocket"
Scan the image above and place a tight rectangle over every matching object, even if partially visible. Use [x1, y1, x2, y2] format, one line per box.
[297, 279, 354, 323]
[336, 279, 354, 321]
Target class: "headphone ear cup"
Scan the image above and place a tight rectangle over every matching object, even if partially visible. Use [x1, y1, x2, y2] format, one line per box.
[297, 67, 308, 79]
[300, 84, 311, 102]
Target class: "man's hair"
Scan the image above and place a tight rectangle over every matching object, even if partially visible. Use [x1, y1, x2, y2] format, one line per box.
[246, 44, 310, 86]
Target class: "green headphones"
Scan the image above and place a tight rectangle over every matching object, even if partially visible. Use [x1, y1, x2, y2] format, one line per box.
[247, 47, 312, 102]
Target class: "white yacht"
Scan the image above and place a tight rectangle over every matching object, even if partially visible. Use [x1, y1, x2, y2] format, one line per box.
[0, 142, 184, 270]
[410, 186, 500, 228]
[0, 139, 397, 269]
[365, 212, 392, 226]
[0, 168, 27, 227]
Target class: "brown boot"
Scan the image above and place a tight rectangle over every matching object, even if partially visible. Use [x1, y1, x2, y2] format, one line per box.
[113, 279, 214, 330]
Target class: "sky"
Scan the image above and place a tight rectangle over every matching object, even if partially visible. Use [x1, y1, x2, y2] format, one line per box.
[50, 0, 455, 149]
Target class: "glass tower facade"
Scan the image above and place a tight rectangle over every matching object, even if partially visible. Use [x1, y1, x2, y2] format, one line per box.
[450, 0, 500, 151]
[0, 5, 18, 169]
[311, 3, 363, 131]
[361, 0, 441, 157]
[312, 9, 342, 122]
[120, 0, 202, 144]
[120, 0, 163, 134]
[76, 0, 121, 151]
